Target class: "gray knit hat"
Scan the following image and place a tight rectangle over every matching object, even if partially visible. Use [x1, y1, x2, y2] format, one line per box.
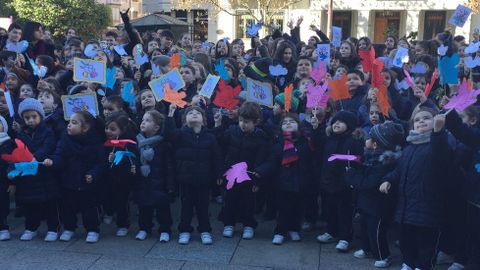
[369, 121, 404, 150]
[0, 115, 8, 133]
[18, 98, 45, 119]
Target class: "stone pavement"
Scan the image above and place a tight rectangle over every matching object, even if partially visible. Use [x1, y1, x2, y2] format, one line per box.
[0, 201, 450, 270]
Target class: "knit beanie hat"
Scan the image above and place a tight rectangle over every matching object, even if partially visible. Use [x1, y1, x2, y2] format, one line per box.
[0, 115, 8, 133]
[18, 98, 45, 119]
[331, 110, 358, 132]
[275, 90, 301, 112]
[152, 55, 170, 67]
[244, 57, 272, 81]
[369, 121, 404, 150]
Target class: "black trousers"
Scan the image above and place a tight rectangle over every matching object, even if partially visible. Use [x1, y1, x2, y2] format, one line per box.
[0, 187, 9, 231]
[438, 197, 469, 265]
[466, 203, 480, 269]
[178, 184, 211, 233]
[104, 179, 131, 228]
[274, 191, 304, 236]
[138, 204, 172, 234]
[61, 189, 100, 233]
[400, 223, 440, 270]
[303, 192, 319, 224]
[323, 190, 353, 241]
[222, 183, 257, 228]
[359, 213, 390, 260]
[23, 200, 60, 232]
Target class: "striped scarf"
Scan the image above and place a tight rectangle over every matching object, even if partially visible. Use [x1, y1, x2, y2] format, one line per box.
[281, 132, 299, 167]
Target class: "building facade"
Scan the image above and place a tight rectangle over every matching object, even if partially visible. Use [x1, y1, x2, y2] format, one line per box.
[97, 0, 144, 25]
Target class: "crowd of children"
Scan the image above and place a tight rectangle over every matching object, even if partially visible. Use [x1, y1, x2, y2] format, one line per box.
[0, 12, 479, 270]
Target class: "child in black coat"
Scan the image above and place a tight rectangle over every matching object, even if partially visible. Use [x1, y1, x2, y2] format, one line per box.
[380, 106, 452, 270]
[103, 112, 138, 237]
[347, 122, 404, 268]
[135, 110, 175, 242]
[214, 102, 270, 240]
[37, 88, 66, 141]
[0, 115, 14, 241]
[10, 98, 59, 242]
[268, 113, 316, 245]
[44, 111, 107, 244]
[316, 110, 363, 252]
[166, 104, 222, 245]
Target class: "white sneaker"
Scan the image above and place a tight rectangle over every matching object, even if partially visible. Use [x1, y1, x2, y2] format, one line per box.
[242, 227, 254, 240]
[447, 262, 465, 270]
[288, 231, 301, 241]
[0, 230, 11, 241]
[60, 230, 74, 242]
[159, 232, 170, 243]
[437, 251, 454, 265]
[20, 230, 37, 241]
[178, 232, 191, 245]
[301, 222, 313, 232]
[85, 232, 99, 243]
[335, 240, 349, 252]
[401, 263, 413, 270]
[135, 230, 147, 241]
[116, 228, 128, 237]
[222, 226, 234, 238]
[374, 257, 392, 268]
[44, 231, 58, 242]
[103, 215, 113, 225]
[353, 249, 368, 259]
[316, 232, 334, 243]
[200, 232, 213, 245]
[272, 234, 284, 245]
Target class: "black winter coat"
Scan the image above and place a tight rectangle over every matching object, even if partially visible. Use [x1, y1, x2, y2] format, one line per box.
[50, 130, 107, 191]
[335, 85, 368, 117]
[44, 108, 67, 141]
[383, 130, 451, 228]
[165, 117, 222, 187]
[0, 137, 16, 191]
[14, 124, 58, 203]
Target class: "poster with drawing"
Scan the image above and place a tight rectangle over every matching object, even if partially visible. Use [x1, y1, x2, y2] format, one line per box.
[448, 5, 472, 28]
[148, 68, 185, 101]
[61, 93, 99, 120]
[73, 58, 106, 84]
[199, 74, 220, 98]
[246, 78, 273, 107]
[332, 26, 342, 48]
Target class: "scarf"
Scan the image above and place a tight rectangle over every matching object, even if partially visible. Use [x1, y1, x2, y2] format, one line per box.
[363, 147, 402, 166]
[406, 130, 432, 144]
[0, 132, 10, 145]
[363, 148, 384, 166]
[136, 133, 163, 177]
[281, 132, 299, 167]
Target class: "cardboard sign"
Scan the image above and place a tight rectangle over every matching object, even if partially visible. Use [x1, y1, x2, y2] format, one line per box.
[448, 5, 472, 28]
[148, 68, 185, 101]
[332, 26, 342, 48]
[61, 93, 99, 120]
[316, 44, 331, 66]
[73, 58, 106, 84]
[246, 78, 273, 107]
[199, 74, 220, 98]
[393, 47, 409, 68]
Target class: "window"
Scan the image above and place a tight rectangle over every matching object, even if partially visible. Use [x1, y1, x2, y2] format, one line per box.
[132, 11, 138, 19]
[374, 11, 401, 43]
[236, 14, 255, 39]
[332, 11, 352, 40]
[174, 10, 188, 22]
[193, 10, 208, 41]
[423, 11, 446, 40]
[264, 14, 284, 36]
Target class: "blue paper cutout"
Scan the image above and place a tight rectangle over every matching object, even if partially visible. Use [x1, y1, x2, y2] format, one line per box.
[246, 22, 262, 37]
[113, 45, 128, 56]
[438, 53, 460, 85]
[27, 56, 47, 78]
[8, 161, 39, 178]
[475, 163, 480, 173]
[151, 62, 161, 76]
[121, 81, 135, 106]
[214, 60, 229, 81]
[222, 37, 230, 43]
[269, 64, 288, 76]
[202, 42, 211, 49]
[113, 151, 136, 166]
[410, 63, 428, 74]
[102, 67, 117, 89]
[180, 52, 187, 66]
[97, 89, 106, 97]
[134, 53, 149, 66]
[5, 40, 28, 53]
[84, 44, 97, 58]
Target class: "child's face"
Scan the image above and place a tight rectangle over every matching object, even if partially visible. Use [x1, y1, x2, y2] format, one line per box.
[239, 116, 256, 133]
[103, 101, 121, 118]
[5, 74, 19, 90]
[226, 66, 233, 81]
[297, 59, 312, 78]
[192, 42, 204, 54]
[22, 110, 41, 130]
[216, 41, 228, 56]
[105, 121, 122, 140]
[140, 113, 160, 136]
[358, 39, 368, 50]
[369, 105, 381, 125]
[68, 114, 88, 136]
[147, 40, 159, 53]
[339, 43, 351, 57]
[19, 85, 34, 99]
[160, 37, 173, 48]
[283, 48, 293, 63]
[190, 95, 205, 107]
[228, 107, 239, 120]
[115, 68, 125, 80]
[38, 91, 56, 111]
[232, 44, 242, 57]
[460, 112, 478, 127]
[334, 67, 347, 79]
[365, 138, 376, 150]
[346, 73, 363, 91]
[180, 67, 195, 84]
[413, 111, 434, 132]
[181, 35, 191, 47]
[94, 51, 108, 62]
[273, 103, 282, 116]
[332, 120, 347, 134]
[140, 91, 155, 109]
[381, 71, 392, 87]
[281, 117, 299, 132]
[185, 109, 204, 126]
[414, 77, 426, 91]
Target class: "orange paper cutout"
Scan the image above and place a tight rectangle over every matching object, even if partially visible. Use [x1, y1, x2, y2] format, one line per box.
[375, 85, 391, 117]
[163, 83, 188, 108]
[328, 74, 350, 101]
[171, 53, 180, 68]
[284, 84, 293, 112]
[424, 69, 439, 98]
[358, 47, 375, 73]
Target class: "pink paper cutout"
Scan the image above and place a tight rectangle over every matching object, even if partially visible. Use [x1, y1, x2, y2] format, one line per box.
[444, 81, 480, 112]
[328, 154, 360, 162]
[224, 162, 251, 190]
[306, 82, 330, 109]
[403, 68, 415, 89]
[311, 62, 327, 85]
